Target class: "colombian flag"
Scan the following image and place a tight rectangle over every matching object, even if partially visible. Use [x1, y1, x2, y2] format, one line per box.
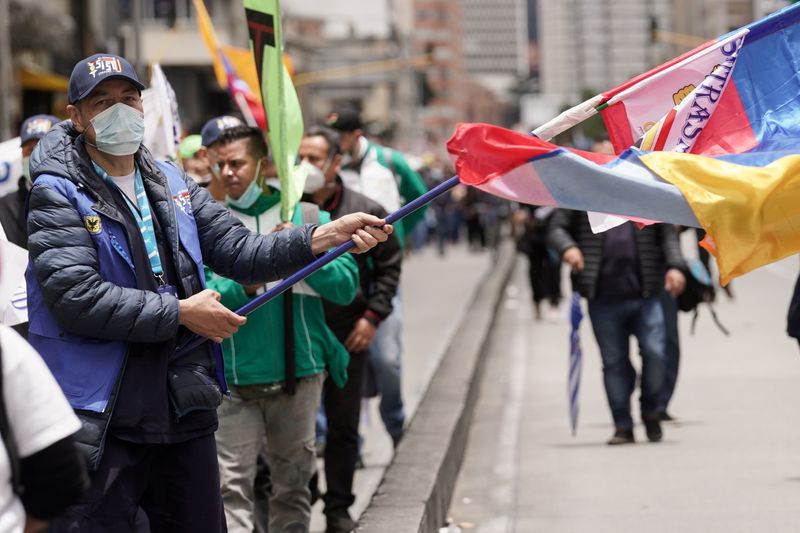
[448, 3, 800, 286]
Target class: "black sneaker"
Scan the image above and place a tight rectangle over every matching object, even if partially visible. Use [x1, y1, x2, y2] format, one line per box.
[643, 417, 663, 442]
[658, 411, 676, 422]
[326, 512, 356, 533]
[607, 428, 635, 445]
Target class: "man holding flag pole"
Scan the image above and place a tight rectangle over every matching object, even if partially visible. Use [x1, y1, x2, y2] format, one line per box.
[204, 123, 360, 533]
[25, 51, 392, 532]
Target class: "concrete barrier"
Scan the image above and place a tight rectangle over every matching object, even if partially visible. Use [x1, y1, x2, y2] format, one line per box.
[358, 240, 517, 532]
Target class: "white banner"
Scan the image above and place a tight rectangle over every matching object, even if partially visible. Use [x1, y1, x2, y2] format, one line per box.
[0, 239, 28, 326]
[0, 137, 22, 197]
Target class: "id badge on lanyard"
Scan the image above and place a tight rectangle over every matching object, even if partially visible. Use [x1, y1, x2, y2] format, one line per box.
[157, 284, 177, 297]
[155, 275, 177, 297]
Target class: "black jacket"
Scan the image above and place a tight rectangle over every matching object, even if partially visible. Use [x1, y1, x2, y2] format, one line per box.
[319, 179, 401, 339]
[788, 274, 800, 339]
[547, 209, 685, 300]
[0, 177, 29, 250]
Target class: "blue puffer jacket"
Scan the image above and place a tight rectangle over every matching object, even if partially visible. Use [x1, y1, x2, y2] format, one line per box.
[26, 122, 319, 416]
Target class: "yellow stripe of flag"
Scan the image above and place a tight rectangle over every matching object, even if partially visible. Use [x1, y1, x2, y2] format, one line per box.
[640, 152, 800, 285]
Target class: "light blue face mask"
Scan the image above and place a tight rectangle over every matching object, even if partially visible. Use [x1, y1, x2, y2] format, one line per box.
[226, 160, 263, 209]
[89, 102, 145, 156]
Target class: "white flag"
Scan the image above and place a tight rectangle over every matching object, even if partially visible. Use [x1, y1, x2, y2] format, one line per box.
[0, 239, 28, 326]
[143, 64, 182, 161]
[0, 137, 22, 197]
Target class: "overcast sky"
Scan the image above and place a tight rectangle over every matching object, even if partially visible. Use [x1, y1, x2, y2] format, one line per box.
[283, 0, 391, 39]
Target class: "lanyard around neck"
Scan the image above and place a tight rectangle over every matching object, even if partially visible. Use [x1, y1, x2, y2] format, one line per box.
[92, 162, 164, 280]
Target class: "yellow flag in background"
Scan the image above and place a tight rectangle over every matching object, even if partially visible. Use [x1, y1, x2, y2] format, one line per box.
[192, 0, 261, 100]
[192, 0, 225, 88]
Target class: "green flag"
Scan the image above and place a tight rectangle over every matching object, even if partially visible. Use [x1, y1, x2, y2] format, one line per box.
[243, 0, 305, 222]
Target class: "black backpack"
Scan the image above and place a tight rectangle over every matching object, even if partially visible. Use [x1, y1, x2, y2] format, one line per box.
[678, 258, 729, 335]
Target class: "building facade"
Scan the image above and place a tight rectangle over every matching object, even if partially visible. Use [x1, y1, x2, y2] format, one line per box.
[538, 0, 672, 106]
[462, 0, 529, 97]
[537, 0, 790, 112]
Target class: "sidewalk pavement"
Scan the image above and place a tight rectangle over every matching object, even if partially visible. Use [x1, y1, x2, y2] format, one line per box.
[310, 242, 493, 532]
[448, 254, 800, 533]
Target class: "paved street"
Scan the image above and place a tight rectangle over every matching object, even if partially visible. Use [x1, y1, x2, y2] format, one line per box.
[448, 254, 800, 533]
[310, 242, 493, 531]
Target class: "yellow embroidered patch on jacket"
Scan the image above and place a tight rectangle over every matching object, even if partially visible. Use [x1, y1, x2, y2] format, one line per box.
[84, 215, 102, 234]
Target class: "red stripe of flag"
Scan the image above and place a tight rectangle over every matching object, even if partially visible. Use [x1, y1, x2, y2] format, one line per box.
[653, 109, 678, 151]
[601, 102, 635, 152]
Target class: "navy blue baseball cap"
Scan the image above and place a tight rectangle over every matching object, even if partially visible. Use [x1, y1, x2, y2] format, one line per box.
[19, 114, 60, 144]
[201, 115, 245, 147]
[68, 54, 145, 104]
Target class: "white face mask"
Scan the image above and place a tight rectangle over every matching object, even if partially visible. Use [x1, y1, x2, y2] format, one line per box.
[89, 102, 145, 156]
[225, 159, 263, 209]
[300, 159, 328, 194]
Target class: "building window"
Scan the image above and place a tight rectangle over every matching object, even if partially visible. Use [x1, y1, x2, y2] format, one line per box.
[119, 0, 196, 23]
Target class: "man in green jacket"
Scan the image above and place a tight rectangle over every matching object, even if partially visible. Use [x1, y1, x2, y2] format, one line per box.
[205, 125, 358, 533]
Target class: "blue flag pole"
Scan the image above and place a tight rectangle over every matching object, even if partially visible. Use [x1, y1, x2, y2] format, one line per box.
[176, 175, 461, 356]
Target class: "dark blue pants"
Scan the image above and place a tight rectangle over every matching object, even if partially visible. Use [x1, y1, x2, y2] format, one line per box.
[588, 297, 668, 429]
[659, 291, 680, 410]
[50, 434, 225, 533]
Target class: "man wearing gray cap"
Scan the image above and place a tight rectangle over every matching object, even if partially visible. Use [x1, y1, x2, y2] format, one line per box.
[26, 53, 392, 532]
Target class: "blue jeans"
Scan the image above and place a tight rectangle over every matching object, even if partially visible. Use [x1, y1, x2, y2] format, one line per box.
[587, 297, 668, 429]
[368, 294, 405, 443]
[658, 291, 680, 410]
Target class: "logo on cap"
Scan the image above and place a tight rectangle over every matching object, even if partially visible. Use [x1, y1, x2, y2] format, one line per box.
[216, 116, 242, 130]
[88, 57, 123, 79]
[325, 113, 339, 127]
[25, 118, 54, 137]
